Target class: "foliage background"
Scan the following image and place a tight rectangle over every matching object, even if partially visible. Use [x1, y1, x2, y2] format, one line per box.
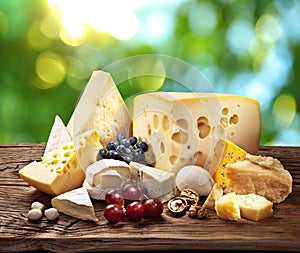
[0, 0, 299, 145]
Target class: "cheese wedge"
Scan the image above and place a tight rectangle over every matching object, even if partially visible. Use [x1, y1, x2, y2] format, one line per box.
[237, 193, 273, 221]
[85, 159, 130, 186]
[224, 156, 293, 203]
[44, 115, 72, 155]
[129, 162, 176, 203]
[67, 70, 132, 147]
[133, 92, 260, 174]
[203, 183, 223, 209]
[215, 192, 241, 221]
[209, 138, 247, 188]
[51, 187, 98, 222]
[19, 142, 85, 195]
[74, 130, 102, 173]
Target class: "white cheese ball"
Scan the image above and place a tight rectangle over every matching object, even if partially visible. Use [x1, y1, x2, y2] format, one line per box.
[30, 201, 45, 211]
[176, 165, 214, 196]
[44, 208, 59, 221]
[27, 209, 42, 221]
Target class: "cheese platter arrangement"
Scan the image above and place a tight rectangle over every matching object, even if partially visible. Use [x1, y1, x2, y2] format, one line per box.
[0, 70, 299, 252]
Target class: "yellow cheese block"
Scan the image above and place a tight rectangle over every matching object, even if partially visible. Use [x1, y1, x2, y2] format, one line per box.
[133, 92, 260, 174]
[237, 193, 273, 221]
[67, 70, 132, 147]
[224, 156, 293, 203]
[209, 138, 247, 188]
[19, 142, 85, 195]
[215, 192, 241, 221]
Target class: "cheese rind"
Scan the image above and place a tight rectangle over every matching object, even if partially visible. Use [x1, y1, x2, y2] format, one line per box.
[224, 158, 293, 203]
[215, 192, 241, 221]
[19, 142, 85, 195]
[133, 92, 260, 174]
[44, 115, 72, 156]
[129, 162, 176, 203]
[209, 138, 247, 188]
[51, 187, 98, 222]
[237, 193, 273, 221]
[67, 70, 132, 147]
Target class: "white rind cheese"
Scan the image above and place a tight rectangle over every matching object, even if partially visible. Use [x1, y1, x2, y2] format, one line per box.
[67, 70, 132, 147]
[133, 92, 260, 174]
[51, 187, 98, 222]
[129, 162, 176, 203]
[44, 115, 72, 156]
[85, 159, 130, 186]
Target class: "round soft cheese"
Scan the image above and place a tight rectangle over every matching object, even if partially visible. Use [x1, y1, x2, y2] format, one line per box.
[176, 165, 214, 196]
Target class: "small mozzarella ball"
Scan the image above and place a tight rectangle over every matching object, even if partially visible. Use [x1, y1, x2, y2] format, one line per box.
[27, 209, 42, 221]
[31, 201, 45, 211]
[44, 208, 59, 221]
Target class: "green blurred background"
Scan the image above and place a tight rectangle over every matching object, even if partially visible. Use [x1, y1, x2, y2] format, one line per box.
[0, 0, 299, 145]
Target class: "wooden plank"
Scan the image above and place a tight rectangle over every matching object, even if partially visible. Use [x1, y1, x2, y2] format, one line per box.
[0, 144, 299, 252]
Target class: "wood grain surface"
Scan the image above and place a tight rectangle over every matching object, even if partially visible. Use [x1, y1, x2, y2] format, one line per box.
[0, 143, 299, 252]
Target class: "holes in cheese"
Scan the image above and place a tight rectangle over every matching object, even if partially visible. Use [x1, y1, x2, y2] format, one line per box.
[133, 92, 260, 174]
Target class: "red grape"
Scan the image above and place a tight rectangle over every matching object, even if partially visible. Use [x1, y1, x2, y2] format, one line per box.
[143, 198, 163, 218]
[122, 184, 142, 202]
[105, 189, 124, 207]
[104, 204, 124, 223]
[126, 201, 145, 221]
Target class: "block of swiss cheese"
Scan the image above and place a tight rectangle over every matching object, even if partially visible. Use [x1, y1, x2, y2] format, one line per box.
[133, 92, 260, 174]
[67, 70, 132, 147]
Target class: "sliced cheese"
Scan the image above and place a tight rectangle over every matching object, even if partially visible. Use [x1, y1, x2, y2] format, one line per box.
[74, 130, 102, 173]
[224, 157, 293, 203]
[44, 115, 72, 156]
[133, 92, 260, 174]
[129, 162, 176, 203]
[175, 165, 214, 196]
[209, 138, 247, 188]
[19, 142, 85, 195]
[237, 193, 273, 221]
[67, 70, 132, 147]
[86, 159, 130, 186]
[51, 187, 98, 222]
[215, 192, 241, 221]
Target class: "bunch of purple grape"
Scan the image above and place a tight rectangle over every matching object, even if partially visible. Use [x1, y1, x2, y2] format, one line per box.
[97, 133, 149, 164]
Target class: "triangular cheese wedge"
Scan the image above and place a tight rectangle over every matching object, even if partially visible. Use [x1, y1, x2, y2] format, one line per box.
[67, 70, 132, 146]
[51, 187, 98, 222]
[44, 115, 72, 155]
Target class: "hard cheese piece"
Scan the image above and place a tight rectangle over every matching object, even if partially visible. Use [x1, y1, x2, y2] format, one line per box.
[44, 115, 72, 156]
[203, 183, 223, 209]
[133, 92, 260, 174]
[67, 70, 132, 147]
[209, 138, 247, 188]
[74, 130, 102, 173]
[215, 192, 241, 221]
[51, 187, 98, 222]
[129, 162, 176, 203]
[19, 142, 85, 195]
[237, 193, 273, 221]
[85, 159, 130, 186]
[224, 157, 293, 203]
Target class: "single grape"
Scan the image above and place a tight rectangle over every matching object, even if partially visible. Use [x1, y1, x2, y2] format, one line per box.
[143, 198, 163, 218]
[129, 136, 138, 146]
[126, 201, 145, 221]
[117, 133, 126, 143]
[123, 155, 133, 164]
[122, 184, 142, 202]
[133, 149, 145, 162]
[136, 141, 148, 152]
[105, 190, 125, 207]
[97, 148, 107, 160]
[106, 141, 117, 151]
[108, 150, 121, 160]
[104, 204, 124, 223]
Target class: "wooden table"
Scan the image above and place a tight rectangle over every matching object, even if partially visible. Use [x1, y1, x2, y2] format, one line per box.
[0, 144, 299, 252]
